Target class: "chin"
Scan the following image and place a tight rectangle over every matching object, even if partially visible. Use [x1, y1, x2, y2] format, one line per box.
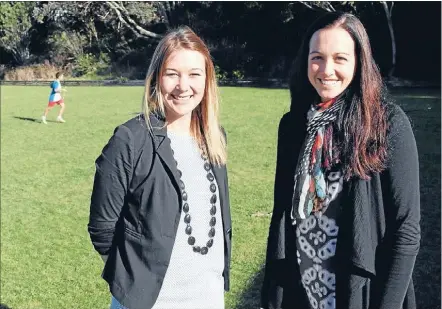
[318, 90, 343, 101]
[173, 107, 195, 118]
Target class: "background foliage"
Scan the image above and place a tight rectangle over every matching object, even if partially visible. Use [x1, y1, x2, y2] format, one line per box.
[0, 1, 440, 82]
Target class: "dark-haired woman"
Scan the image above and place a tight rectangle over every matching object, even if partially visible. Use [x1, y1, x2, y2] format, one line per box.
[261, 12, 420, 309]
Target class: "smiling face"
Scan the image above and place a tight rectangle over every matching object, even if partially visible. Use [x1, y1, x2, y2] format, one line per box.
[308, 27, 356, 102]
[160, 49, 206, 123]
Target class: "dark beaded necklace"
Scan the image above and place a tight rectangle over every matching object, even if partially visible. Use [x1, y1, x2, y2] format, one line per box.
[172, 149, 217, 256]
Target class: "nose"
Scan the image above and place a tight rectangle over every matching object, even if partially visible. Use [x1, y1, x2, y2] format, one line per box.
[176, 75, 190, 91]
[321, 59, 335, 77]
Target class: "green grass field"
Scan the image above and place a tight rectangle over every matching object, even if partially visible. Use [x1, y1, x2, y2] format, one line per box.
[1, 86, 440, 309]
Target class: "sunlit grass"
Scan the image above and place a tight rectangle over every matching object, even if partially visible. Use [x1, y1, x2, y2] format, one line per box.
[1, 85, 440, 309]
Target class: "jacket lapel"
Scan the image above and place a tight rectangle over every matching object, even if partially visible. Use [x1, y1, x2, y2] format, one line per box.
[150, 115, 182, 203]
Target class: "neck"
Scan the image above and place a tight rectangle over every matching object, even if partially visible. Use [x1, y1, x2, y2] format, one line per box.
[166, 114, 192, 135]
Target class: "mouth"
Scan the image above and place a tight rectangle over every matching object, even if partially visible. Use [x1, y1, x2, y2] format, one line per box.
[171, 94, 193, 101]
[318, 79, 339, 86]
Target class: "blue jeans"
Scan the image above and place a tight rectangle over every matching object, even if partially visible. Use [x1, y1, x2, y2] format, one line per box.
[110, 296, 129, 309]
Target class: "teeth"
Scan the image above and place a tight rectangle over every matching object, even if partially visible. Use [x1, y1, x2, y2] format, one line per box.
[320, 80, 338, 85]
[174, 95, 192, 100]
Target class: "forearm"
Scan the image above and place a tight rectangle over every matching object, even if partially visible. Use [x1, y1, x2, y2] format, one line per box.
[371, 242, 419, 309]
[88, 125, 133, 255]
[87, 219, 117, 255]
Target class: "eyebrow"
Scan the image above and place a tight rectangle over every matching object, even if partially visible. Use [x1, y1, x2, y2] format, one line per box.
[164, 68, 205, 72]
[309, 51, 351, 56]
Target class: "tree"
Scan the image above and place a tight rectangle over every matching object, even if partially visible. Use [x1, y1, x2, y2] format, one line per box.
[380, 1, 396, 78]
[33, 1, 178, 42]
[0, 2, 35, 65]
[104, 1, 182, 40]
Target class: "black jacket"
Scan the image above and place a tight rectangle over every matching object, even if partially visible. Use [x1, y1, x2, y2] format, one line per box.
[88, 114, 232, 309]
[261, 104, 420, 309]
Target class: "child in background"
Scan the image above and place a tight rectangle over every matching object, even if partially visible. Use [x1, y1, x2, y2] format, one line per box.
[42, 72, 66, 124]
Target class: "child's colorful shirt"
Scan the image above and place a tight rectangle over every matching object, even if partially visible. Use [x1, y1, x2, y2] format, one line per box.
[49, 80, 61, 102]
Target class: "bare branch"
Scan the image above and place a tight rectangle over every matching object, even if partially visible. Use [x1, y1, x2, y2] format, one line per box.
[325, 2, 336, 12]
[106, 1, 163, 40]
[299, 1, 316, 10]
[299, 1, 334, 12]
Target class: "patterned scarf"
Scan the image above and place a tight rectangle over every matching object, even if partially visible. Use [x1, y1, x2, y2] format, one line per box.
[290, 96, 344, 222]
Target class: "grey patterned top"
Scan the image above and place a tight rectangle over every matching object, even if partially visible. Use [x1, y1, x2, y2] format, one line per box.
[151, 131, 225, 309]
[295, 167, 344, 309]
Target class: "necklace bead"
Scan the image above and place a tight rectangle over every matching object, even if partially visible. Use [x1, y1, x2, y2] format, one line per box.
[179, 180, 185, 190]
[184, 214, 191, 224]
[207, 239, 213, 248]
[209, 228, 215, 238]
[210, 217, 216, 226]
[183, 203, 189, 213]
[172, 145, 218, 256]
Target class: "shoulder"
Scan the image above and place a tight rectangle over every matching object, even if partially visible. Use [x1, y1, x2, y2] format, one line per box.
[279, 111, 294, 126]
[385, 103, 414, 140]
[277, 111, 303, 135]
[120, 113, 148, 131]
[384, 103, 418, 163]
[115, 113, 152, 145]
[102, 115, 153, 162]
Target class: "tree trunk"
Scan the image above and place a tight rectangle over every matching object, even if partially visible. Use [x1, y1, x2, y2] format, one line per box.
[381, 1, 396, 78]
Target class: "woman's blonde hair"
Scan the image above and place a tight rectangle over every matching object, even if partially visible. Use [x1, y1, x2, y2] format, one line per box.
[142, 26, 227, 166]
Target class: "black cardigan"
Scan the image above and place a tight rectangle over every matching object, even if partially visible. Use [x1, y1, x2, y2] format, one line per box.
[261, 104, 421, 309]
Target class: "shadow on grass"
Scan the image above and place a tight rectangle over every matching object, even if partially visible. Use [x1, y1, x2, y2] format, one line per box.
[13, 116, 57, 123]
[235, 266, 265, 309]
[0, 304, 13, 309]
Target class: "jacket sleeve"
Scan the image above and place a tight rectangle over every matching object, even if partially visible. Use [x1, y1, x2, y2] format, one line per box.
[88, 125, 134, 256]
[261, 113, 308, 309]
[372, 106, 421, 309]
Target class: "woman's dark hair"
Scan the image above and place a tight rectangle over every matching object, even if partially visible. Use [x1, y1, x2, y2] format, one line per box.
[55, 72, 62, 78]
[289, 11, 389, 180]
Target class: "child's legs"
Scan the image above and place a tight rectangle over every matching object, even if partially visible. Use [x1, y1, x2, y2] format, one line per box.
[57, 102, 65, 117]
[43, 104, 55, 117]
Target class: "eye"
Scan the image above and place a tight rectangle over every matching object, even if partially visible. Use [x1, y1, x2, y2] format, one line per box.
[336, 56, 348, 62]
[165, 72, 178, 77]
[311, 55, 322, 61]
[190, 73, 202, 77]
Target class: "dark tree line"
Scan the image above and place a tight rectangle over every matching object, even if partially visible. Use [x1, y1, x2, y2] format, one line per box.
[0, 1, 440, 81]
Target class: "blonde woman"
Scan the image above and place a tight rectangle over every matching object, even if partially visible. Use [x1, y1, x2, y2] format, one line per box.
[88, 26, 232, 309]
